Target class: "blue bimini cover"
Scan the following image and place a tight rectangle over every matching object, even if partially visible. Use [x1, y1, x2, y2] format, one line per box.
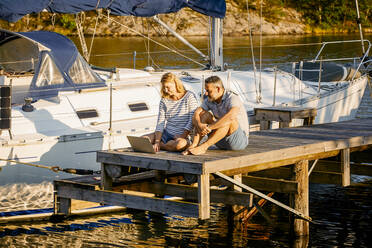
[0, 0, 226, 22]
[0, 29, 105, 100]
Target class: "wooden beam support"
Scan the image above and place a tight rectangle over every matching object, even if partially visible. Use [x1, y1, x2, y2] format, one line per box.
[341, 148, 350, 187]
[242, 175, 298, 193]
[290, 160, 309, 237]
[313, 160, 372, 176]
[220, 150, 340, 176]
[56, 197, 71, 215]
[198, 174, 210, 220]
[260, 120, 270, 130]
[101, 163, 113, 190]
[117, 181, 252, 206]
[250, 167, 343, 185]
[55, 181, 199, 218]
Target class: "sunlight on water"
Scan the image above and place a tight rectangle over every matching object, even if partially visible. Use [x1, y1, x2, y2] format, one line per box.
[0, 182, 53, 212]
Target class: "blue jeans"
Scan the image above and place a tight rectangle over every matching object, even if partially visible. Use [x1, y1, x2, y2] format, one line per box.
[161, 129, 175, 144]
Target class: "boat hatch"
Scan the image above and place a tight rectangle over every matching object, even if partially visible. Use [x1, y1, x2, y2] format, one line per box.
[128, 102, 149, 112]
[76, 109, 99, 119]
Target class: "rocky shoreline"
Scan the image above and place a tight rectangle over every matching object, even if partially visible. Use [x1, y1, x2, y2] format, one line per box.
[0, 2, 370, 37]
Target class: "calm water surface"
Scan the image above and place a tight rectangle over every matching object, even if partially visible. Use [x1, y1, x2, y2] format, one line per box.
[1, 34, 371, 247]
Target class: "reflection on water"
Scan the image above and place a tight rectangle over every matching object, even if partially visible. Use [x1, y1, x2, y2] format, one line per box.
[1, 180, 371, 247]
[73, 33, 372, 72]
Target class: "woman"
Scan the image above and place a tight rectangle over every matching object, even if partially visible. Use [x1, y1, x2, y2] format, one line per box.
[144, 72, 198, 152]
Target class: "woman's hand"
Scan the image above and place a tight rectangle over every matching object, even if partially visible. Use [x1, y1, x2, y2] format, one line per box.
[200, 123, 211, 136]
[153, 142, 160, 152]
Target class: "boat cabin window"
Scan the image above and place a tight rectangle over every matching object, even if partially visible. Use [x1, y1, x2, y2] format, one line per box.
[0, 35, 38, 73]
[76, 109, 99, 119]
[128, 102, 149, 112]
[69, 54, 102, 84]
[35, 52, 64, 87]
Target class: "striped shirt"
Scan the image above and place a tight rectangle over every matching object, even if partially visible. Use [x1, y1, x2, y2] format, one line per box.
[155, 91, 198, 136]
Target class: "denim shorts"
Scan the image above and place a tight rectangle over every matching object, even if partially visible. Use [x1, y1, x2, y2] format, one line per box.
[215, 126, 249, 150]
[161, 129, 175, 144]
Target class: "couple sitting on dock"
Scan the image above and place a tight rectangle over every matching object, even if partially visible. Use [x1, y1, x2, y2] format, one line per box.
[144, 72, 249, 155]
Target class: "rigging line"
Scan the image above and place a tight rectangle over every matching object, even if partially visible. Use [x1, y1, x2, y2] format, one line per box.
[246, 0, 259, 103]
[87, 10, 101, 62]
[207, 17, 211, 60]
[141, 18, 150, 66]
[102, 14, 205, 67]
[259, 0, 263, 103]
[149, 19, 184, 55]
[88, 42, 327, 57]
[147, 19, 150, 66]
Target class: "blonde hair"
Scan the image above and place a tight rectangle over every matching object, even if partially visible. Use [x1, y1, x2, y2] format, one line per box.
[160, 72, 186, 99]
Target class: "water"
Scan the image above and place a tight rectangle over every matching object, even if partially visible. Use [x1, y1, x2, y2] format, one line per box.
[1, 34, 372, 247]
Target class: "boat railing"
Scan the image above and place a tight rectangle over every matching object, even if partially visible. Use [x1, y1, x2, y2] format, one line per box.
[310, 39, 371, 80]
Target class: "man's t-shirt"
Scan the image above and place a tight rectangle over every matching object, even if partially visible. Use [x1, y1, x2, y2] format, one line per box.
[201, 90, 249, 137]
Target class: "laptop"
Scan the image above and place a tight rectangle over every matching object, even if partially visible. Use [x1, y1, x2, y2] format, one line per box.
[127, 136, 156, 153]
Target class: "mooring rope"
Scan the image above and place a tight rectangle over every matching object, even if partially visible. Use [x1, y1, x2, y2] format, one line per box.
[0, 158, 99, 175]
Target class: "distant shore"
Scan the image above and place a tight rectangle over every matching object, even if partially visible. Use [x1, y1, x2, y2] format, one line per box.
[0, 2, 370, 37]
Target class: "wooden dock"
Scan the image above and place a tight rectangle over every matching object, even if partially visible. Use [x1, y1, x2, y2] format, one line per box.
[54, 118, 372, 236]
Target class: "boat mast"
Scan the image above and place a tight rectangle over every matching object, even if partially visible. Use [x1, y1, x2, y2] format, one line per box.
[210, 17, 224, 71]
[355, 0, 365, 54]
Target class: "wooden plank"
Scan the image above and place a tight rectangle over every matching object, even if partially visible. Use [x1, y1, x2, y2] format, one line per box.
[290, 160, 309, 237]
[204, 136, 370, 173]
[221, 150, 340, 176]
[250, 167, 343, 185]
[97, 151, 203, 174]
[56, 182, 199, 218]
[198, 174, 210, 220]
[242, 175, 298, 193]
[314, 160, 372, 176]
[279, 121, 290, 128]
[341, 148, 350, 187]
[119, 181, 252, 206]
[351, 163, 372, 176]
[256, 110, 291, 122]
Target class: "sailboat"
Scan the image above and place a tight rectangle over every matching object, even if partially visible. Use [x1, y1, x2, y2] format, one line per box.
[0, 0, 370, 187]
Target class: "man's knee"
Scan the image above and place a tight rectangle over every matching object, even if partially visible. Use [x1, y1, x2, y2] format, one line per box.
[227, 119, 239, 136]
[175, 138, 188, 151]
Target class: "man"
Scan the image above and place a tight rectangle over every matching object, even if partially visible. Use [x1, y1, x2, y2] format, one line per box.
[184, 75, 249, 155]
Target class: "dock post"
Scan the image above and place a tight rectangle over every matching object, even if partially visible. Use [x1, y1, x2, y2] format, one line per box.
[56, 197, 71, 215]
[231, 174, 244, 218]
[260, 120, 270, 130]
[198, 173, 210, 219]
[54, 182, 71, 215]
[290, 160, 309, 236]
[341, 148, 350, 187]
[101, 163, 113, 190]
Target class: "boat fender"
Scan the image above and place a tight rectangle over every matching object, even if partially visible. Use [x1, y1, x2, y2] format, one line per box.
[22, 97, 34, 112]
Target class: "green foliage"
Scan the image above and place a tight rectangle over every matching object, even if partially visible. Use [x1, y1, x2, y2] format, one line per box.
[56, 14, 76, 30]
[290, 0, 371, 28]
[228, 0, 371, 30]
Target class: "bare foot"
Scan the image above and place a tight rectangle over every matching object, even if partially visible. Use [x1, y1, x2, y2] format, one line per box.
[188, 145, 208, 155]
[182, 149, 191, 155]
